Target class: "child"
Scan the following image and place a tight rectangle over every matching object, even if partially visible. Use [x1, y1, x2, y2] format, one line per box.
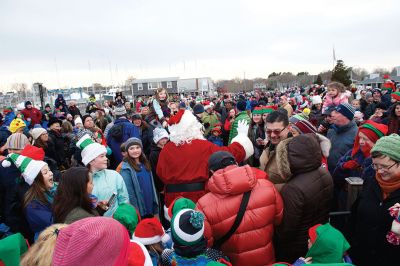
[132, 217, 169, 265]
[208, 125, 223, 147]
[148, 88, 170, 128]
[290, 223, 353, 265]
[351, 99, 361, 111]
[119, 138, 159, 217]
[322, 82, 351, 113]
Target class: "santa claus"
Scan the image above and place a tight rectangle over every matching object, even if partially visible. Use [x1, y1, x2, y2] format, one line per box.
[157, 109, 253, 209]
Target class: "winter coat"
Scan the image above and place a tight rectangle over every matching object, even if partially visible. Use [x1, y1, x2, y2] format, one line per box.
[322, 91, 350, 111]
[281, 103, 293, 117]
[259, 144, 285, 186]
[149, 143, 164, 193]
[201, 113, 221, 136]
[20, 108, 42, 127]
[310, 108, 324, 127]
[228, 111, 251, 144]
[196, 165, 283, 266]
[25, 199, 53, 238]
[47, 130, 66, 168]
[91, 169, 129, 217]
[348, 176, 400, 266]
[119, 162, 158, 217]
[63, 207, 97, 224]
[327, 121, 358, 174]
[207, 136, 223, 147]
[68, 105, 82, 118]
[106, 118, 140, 167]
[0, 126, 11, 147]
[364, 101, 379, 119]
[248, 123, 265, 167]
[139, 126, 153, 158]
[274, 134, 334, 262]
[157, 139, 247, 206]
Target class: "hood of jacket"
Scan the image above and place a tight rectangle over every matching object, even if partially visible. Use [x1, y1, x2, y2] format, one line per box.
[207, 165, 257, 195]
[276, 133, 322, 179]
[306, 223, 350, 263]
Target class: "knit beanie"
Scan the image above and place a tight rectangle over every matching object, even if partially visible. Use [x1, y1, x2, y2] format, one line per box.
[132, 217, 170, 245]
[0, 233, 28, 266]
[52, 217, 130, 265]
[371, 134, 400, 162]
[335, 103, 355, 121]
[124, 137, 143, 150]
[167, 197, 196, 222]
[76, 134, 107, 166]
[113, 203, 141, 236]
[3, 106, 13, 114]
[252, 106, 263, 115]
[1, 153, 47, 185]
[193, 104, 205, 115]
[114, 105, 127, 117]
[236, 100, 247, 112]
[391, 92, 400, 102]
[153, 127, 169, 144]
[21, 144, 45, 161]
[311, 95, 322, 105]
[352, 120, 388, 157]
[292, 120, 318, 134]
[30, 128, 47, 142]
[171, 209, 205, 246]
[262, 105, 277, 114]
[6, 134, 28, 151]
[74, 116, 83, 126]
[9, 118, 26, 133]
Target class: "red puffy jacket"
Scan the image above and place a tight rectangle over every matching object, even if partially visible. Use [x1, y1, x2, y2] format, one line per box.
[196, 165, 283, 266]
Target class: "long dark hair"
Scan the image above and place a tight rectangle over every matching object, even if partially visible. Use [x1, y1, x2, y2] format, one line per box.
[53, 167, 94, 223]
[34, 136, 48, 149]
[124, 147, 151, 172]
[23, 172, 49, 208]
[388, 102, 400, 135]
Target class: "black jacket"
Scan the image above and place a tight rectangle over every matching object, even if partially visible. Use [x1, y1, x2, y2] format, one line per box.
[47, 130, 66, 168]
[149, 143, 163, 193]
[349, 176, 400, 266]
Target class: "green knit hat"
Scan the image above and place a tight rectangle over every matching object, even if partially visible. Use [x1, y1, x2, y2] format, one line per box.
[1, 153, 47, 185]
[0, 233, 28, 266]
[113, 203, 141, 236]
[371, 134, 400, 162]
[252, 106, 263, 115]
[391, 92, 400, 102]
[166, 197, 196, 221]
[263, 105, 277, 114]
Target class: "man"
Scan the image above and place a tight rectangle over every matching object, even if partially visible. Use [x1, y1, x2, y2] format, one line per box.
[259, 111, 290, 191]
[196, 151, 283, 266]
[106, 105, 140, 168]
[82, 115, 95, 130]
[279, 95, 293, 117]
[47, 117, 67, 169]
[228, 100, 251, 144]
[201, 104, 220, 137]
[327, 103, 358, 174]
[68, 101, 82, 118]
[20, 101, 42, 128]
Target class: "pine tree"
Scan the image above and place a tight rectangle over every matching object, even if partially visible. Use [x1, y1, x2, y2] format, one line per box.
[331, 60, 351, 86]
[315, 74, 323, 85]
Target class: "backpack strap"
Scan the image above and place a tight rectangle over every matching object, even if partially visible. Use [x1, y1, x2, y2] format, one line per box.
[213, 190, 251, 249]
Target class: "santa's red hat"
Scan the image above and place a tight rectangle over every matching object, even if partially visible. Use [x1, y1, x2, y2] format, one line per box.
[21, 144, 45, 161]
[132, 217, 170, 245]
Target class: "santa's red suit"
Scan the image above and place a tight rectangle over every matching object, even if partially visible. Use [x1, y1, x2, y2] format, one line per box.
[157, 109, 253, 208]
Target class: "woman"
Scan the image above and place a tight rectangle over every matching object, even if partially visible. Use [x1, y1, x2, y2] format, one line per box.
[1, 154, 55, 240]
[248, 106, 265, 167]
[77, 134, 129, 217]
[387, 102, 400, 135]
[120, 138, 158, 217]
[95, 109, 109, 132]
[132, 114, 153, 157]
[349, 134, 400, 265]
[53, 167, 100, 224]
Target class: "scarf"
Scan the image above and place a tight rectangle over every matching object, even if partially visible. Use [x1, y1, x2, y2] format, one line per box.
[375, 172, 400, 200]
[45, 183, 58, 204]
[173, 237, 207, 258]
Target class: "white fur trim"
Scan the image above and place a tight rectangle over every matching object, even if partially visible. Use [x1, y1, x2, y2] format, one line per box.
[23, 161, 47, 185]
[392, 220, 400, 235]
[76, 134, 91, 148]
[173, 209, 204, 243]
[130, 240, 153, 266]
[231, 135, 254, 160]
[132, 234, 162, 245]
[316, 133, 331, 158]
[168, 110, 205, 145]
[164, 204, 171, 222]
[81, 143, 107, 166]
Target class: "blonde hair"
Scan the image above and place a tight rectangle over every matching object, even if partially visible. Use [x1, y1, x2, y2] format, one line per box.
[327, 82, 346, 93]
[20, 223, 68, 266]
[155, 88, 169, 101]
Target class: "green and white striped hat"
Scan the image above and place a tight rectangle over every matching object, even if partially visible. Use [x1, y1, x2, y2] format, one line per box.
[76, 134, 107, 166]
[1, 153, 47, 185]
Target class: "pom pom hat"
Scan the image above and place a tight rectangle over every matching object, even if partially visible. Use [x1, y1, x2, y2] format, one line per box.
[76, 134, 107, 166]
[171, 209, 205, 246]
[1, 153, 47, 185]
[132, 217, 170, 245]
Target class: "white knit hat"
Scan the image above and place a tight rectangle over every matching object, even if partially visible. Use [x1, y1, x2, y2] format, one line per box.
[311, 95, 323, 105]
[153, 128, 169, 144]
[74, 116, 83, 126]
[2, 153, 47, 185]
[76, 134, 107, 166]
[30, 128, 48, 142]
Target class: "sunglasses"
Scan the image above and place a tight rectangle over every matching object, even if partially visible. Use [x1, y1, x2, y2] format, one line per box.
[266, 127, 287, 135]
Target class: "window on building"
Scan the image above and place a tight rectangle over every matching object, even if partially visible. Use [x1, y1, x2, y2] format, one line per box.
[167, 81, 173, 89]
[148, 82, 161, 90]
[137, 83, 143, 90]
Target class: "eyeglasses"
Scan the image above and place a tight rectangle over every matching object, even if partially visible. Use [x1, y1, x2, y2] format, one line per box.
[266, 127, 287, 135]
[372, 162, 398, 171]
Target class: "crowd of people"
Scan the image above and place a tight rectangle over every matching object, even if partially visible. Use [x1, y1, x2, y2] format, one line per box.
[0, 78, 400, 265]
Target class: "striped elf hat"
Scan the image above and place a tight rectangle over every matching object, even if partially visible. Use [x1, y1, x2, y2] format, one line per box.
[76, 134, 107, 166]
[391, 92, 400, 102]
[252, 106, 263, 115]
[262, 105, 277, 114]
[1, 153, 47, 185]
[171, 209, 205, 246]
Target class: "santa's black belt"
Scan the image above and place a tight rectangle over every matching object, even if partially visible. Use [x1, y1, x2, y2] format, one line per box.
[165, 182, 205, 193]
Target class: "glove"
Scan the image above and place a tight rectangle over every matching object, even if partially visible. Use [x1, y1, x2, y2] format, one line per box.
[342, 160, 359, 170]
[236, 120, 249, 136]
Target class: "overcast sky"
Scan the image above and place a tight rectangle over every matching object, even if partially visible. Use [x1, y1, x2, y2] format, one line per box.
[0, 0, 399, 90]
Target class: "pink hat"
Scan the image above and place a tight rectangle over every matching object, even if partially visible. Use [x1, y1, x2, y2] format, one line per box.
[52, 217, 130, 266]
